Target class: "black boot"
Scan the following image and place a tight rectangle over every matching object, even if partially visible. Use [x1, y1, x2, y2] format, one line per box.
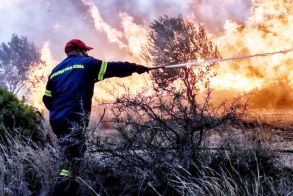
[51, 176, 80, 196]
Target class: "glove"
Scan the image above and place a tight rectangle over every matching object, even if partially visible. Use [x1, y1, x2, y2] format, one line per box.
[136, 65, 150, 74]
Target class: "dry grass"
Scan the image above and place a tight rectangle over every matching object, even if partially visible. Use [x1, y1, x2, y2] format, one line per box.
[169, 144, 293, 196]
[171, 164, 292, 196]
[85, 120, 293, 195]
[0, 115, 292, 195]
[0, 124, 292, 195]
[0, 132, 60, 195]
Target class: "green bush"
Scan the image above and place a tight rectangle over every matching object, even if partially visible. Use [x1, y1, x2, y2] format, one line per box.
[0, 88, 42, 143]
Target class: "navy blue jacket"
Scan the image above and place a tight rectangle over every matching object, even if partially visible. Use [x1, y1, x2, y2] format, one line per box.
[43, 55, 147, 123]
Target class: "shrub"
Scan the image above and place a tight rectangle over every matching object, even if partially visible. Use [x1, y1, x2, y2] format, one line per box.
[83, 137, 293, 195]
[85, 86, 247, 195]
[142, 15, 220, 88]
[85, 14, 246, 194]
[0, 88, 46, 144]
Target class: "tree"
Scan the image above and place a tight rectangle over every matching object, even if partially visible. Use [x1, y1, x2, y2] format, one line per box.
[142, 15, 221, 88]
[0, 34, 43, 94]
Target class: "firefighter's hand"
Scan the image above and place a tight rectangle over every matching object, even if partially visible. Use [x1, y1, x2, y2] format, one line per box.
[136, 65, 150, 74]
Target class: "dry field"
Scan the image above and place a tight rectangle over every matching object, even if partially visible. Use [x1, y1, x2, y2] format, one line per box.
[247, 109, 293, 127]
[225, 109, 293, 167]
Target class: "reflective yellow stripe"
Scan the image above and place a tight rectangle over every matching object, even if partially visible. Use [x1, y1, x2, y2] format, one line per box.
[60, 169, 70, 176]
[44, 90, 52, 97]
[98, 61, 108, 80]
[50, 64, 84, 79]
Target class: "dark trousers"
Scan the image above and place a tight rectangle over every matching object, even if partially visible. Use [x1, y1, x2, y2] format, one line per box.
[50, 116, 88, 195]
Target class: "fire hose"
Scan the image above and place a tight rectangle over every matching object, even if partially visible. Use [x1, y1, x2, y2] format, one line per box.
[148, 48, 293, 70]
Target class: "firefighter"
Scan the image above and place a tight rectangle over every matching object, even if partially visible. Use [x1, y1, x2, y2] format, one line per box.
[43, 39, 149, 195]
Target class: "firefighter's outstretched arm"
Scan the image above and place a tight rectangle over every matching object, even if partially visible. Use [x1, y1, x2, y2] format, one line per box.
[97, 60, 149, 81]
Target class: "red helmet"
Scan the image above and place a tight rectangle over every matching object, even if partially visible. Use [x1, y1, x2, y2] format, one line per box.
[65, 39, 93, 53]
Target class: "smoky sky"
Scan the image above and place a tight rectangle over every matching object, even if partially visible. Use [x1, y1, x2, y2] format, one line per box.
[187, 0, 252, 33]
[0, 0, 252, 62]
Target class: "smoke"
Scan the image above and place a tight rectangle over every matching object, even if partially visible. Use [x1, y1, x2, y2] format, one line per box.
[0, 0, 101, 59]
[0, 0, 252, 60]
[0, 0, 189, 62]
[79, 0, 126, 48]
[119, 12, 148, 60]
[186, 0, 251, 33]
[249, 81, 293, 109]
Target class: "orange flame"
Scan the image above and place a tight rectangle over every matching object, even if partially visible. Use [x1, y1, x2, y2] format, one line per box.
[211, 0, 293, 109]
[27, 41, 56, 110]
